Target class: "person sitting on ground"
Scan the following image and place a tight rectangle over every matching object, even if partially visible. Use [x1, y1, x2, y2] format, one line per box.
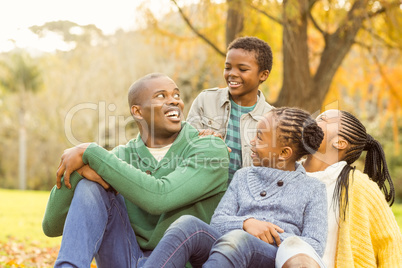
[143, 107, 328, 268]
[187, 36, 274, 183]
[42, 73, 229, 267]
[276, 109, 402, 268]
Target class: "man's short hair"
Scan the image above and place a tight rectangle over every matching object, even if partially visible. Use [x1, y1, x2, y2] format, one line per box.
[128, 73, 168, 108]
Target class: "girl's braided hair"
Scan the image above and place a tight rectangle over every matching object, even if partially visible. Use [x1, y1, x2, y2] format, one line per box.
[334, 111, 395, 220]
[271, 107, 324, 160]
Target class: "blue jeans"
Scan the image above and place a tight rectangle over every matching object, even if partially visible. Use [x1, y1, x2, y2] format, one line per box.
[144, 215, 278, 268]
[55, 179, 150, 268]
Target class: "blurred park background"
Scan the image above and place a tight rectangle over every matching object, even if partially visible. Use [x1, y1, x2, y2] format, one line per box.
[0, 0, 401, 266]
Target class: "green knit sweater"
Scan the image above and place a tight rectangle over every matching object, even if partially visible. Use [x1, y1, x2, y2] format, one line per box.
[42, 122, 229, 250]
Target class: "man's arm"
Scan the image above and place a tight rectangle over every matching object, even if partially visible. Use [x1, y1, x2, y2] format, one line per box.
[82, 136, 229, 215]
[42, 146, 122, 237]
[56, 143, 90, 189]
[42, 171, 83, 237]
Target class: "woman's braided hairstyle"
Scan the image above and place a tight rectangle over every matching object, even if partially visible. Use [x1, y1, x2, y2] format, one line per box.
[334, 110, 395, 220]
[271, 107, 324, 160]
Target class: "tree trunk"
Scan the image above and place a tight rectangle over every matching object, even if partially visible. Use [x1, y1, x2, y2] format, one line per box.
[275, 0, 368, 113]
[311, 0, 368, 112]
[226, 0, 245, 48]
[172, 0, 372, 113]
[274, 0, 314, 111]
[18, 108, 27, 190]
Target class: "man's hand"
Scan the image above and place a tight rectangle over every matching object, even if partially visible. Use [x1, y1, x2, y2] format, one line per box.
[56, 143, 91, 189]
[243, 218, 284, 246]
[77, 165, 110, 190]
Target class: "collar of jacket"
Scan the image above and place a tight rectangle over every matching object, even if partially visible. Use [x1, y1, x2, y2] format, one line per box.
[248, 162, 306, 200]
[219, 87, 271, 120]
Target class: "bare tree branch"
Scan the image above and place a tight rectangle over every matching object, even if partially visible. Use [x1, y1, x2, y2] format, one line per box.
[308, 12, 325, 35]
[247, 3, 283, 25]
[307, 0, 326, 35]
[355, 41, 401, 105]
[308, 0, 318, 8]
[354, 41, 371, 49]
[170, 0, 225, 57]
[331, 0, 366, 40]
[361, 25, 401, 49]
[144, 10, 195, 41]
[368, 1, 402, 18]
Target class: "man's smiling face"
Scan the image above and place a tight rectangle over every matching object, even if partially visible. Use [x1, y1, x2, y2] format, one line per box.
[135, 76, 184, 145]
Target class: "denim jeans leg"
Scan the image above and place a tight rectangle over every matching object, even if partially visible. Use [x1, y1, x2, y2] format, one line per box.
[204, 229, 278, 268]
[95, 190, 143, 268]
[143, 215, 222, 268]
[55, 179, 143, 268]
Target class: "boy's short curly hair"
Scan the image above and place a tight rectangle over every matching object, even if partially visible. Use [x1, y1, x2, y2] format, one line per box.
[227, 36, 273, 72]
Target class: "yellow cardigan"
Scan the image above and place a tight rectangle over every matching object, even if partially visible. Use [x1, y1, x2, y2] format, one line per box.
[336, 170, 402, 267]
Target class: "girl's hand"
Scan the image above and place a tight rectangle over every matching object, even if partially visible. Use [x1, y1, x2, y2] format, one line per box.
[243, 218, 284, 246]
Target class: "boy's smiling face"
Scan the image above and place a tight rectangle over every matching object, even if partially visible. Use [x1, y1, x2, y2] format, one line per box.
[132, 76, 184, 146]
[224, 48, 269, 105]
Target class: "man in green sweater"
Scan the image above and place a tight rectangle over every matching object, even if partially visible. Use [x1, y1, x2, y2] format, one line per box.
[42, 73, 229, 267]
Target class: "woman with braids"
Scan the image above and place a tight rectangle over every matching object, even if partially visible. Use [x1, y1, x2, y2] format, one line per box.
[277, 109, 402, 268]
[143, 107, 328, 268]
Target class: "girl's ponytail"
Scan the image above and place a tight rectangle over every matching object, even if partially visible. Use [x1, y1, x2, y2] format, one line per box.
[363, 134, 395, 205]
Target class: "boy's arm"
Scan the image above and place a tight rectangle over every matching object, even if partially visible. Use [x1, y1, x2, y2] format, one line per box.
[82, 136, 229, 215]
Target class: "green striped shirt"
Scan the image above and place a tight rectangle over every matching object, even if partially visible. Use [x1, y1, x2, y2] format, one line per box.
[226, 98, 256, 183]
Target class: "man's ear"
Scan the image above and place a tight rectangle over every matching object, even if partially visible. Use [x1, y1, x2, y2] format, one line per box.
[332, 136, 348, 150]
[279, 146, 293, 161]
[131, 105, 143, 120]
[259, 70, 269, 84]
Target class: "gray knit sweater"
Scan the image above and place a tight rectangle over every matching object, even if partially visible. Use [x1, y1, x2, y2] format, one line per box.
[210, 163, 328, 256]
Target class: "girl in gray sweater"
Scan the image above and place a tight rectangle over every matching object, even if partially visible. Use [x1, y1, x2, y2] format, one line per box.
[143, 107, 328, 268]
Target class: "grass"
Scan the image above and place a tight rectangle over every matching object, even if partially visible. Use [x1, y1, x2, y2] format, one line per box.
[393, 202, 402, 229]
[0, 188, 61, 248]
